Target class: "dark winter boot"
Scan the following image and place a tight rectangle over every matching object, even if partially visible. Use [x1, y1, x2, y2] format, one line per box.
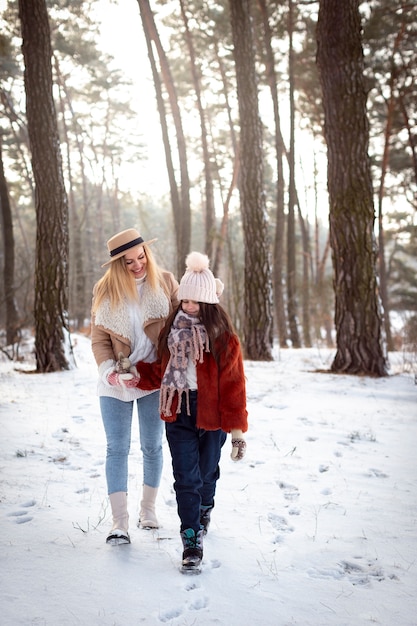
[200, 505, 213, 535]
[180, 528, 204, 573]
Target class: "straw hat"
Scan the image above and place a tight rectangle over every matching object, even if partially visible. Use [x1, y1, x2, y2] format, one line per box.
[102, 228, 157, 267]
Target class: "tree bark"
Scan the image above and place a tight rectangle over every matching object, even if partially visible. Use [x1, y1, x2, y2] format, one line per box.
[257, 0, 288, 348]
[137, 0, 191, 277]
[317, 0, 387, 376]
[19, 0, 70, 372]
[0, 137, 20, 345]
[287, 0, 301, 348]
[179, 0, 216, 260]
[229, 0, 273, 360]
[377, 21, 406, 353]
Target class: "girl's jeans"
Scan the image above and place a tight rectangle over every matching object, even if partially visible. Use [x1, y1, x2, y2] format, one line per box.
[100, 391, 163, 494]
[165, 391, 227, 533]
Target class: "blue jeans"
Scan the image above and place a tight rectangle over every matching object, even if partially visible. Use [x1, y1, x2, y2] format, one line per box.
[100, 392, 164, 494]
[165, 391, 227, 533]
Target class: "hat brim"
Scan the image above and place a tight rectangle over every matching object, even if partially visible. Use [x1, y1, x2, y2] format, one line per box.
[101, 238, 157, 267]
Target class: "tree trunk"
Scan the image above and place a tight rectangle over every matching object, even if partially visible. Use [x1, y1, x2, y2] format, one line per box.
[211, 40, 238, 280]
[257, 0, 288, 348]
[229, 0, 273, 361]
[0, 137, 20, 345]
[287, 0, 301, 348]
[19, 0, 70, 372]
[179, 0, 216, 260]
[297, 206, 312, 347]
[317, 0, 387, 376]
[137, 0, 191, 278]
[54, 59, 86, 331]
[377, 21, 406, 353]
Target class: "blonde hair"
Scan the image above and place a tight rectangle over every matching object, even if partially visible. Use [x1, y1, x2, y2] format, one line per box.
[92, 244, 168, 313]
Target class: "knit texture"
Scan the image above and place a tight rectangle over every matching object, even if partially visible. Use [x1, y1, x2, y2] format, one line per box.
[178, 252, 219, 304]
[160, 310, 209, 416]
[94, 278, 169, 402]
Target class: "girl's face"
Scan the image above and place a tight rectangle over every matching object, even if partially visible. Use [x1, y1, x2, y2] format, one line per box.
[182, 300, 200, 317]
[124, 245, 147, 279]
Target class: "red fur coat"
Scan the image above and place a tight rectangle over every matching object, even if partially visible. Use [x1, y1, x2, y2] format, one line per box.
[135, 333, 248, 433]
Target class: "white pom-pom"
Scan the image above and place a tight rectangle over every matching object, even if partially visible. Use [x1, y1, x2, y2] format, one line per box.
[185, 251, 210, 272]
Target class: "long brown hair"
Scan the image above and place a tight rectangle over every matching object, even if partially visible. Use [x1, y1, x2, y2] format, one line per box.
[158, 302, 237, 363]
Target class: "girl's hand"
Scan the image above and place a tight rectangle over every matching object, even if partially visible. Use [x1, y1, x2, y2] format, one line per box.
[230, 429, 247, 461]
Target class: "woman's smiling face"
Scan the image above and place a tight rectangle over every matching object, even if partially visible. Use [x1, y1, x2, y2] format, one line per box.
[124, 245, 147, 279]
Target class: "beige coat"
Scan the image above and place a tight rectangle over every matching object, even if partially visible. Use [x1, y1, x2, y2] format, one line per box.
[91, 271, 179, 367]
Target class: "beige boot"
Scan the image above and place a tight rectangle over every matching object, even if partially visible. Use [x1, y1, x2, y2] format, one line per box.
[106, 491, 130, 545]
[138, 485, 160, 529]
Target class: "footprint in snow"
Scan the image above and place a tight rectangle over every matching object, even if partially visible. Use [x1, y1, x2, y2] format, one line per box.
[158, 606, 183, 622]
[307, 556, 389, 586]
[15, 515, 33, 524]
[7, 499, 36, 524]
[288, 507, 300, 516]
[268, 512, 294, 533]
[268, 512, 294, 544]
[277, 481, 299, 501]
[367, 468, 388, 478]
[183, 580, 201, 591]
[158, 593, 209, 622]
[188, 595, 209, 610]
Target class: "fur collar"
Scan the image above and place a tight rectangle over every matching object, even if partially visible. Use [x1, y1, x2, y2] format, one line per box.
[94, 281, 170, 341]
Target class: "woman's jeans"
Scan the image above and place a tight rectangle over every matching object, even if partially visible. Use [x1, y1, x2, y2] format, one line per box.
[165, 391, 227, 533]
[100, 391, 164, 495]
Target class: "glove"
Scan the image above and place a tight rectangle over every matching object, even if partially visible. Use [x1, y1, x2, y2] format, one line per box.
[107, 370, 140, 389]
[230, 429, 246, 461]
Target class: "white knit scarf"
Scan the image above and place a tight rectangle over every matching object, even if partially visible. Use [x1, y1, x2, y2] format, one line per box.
[160, 310, 209, 416]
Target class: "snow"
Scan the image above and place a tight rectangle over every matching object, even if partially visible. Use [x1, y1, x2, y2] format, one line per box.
[1, 333, 416, 626]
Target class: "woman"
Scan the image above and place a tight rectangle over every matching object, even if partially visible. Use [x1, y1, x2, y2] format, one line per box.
[135, 252, 247, 572]
[91, 228, 179, 545]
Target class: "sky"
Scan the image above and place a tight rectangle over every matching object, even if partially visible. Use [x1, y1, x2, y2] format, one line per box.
[94, 0, 329, 221]
[94, 0, 174, 197]
[1, 333, 416, 625]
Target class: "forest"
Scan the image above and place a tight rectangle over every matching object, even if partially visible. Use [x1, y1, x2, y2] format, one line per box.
[0, 0, 416, 374]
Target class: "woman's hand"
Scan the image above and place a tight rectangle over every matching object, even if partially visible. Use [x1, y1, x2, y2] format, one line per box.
[107, 371, 140, 388]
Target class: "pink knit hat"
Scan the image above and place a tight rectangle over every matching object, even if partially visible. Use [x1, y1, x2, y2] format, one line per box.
[178, 252, 224, 304]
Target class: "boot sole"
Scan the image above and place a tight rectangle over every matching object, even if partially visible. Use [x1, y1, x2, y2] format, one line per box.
[180, 563, 202, 575]
[106, 532, 130, 545]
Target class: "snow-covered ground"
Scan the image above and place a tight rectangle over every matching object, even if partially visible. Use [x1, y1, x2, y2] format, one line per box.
[1, 333, 416, 625]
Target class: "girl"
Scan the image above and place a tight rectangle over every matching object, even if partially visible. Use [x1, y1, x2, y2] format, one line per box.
[91, 228, 179, 545]
[135, 252, 247, 572]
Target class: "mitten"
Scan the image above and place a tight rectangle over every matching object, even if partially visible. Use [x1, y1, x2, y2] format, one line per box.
[107, 370, 140, 389]
[230, 429, 246, 461]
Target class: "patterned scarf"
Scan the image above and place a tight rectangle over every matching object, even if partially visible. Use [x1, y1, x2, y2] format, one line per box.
[160, 310, 209, 416]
